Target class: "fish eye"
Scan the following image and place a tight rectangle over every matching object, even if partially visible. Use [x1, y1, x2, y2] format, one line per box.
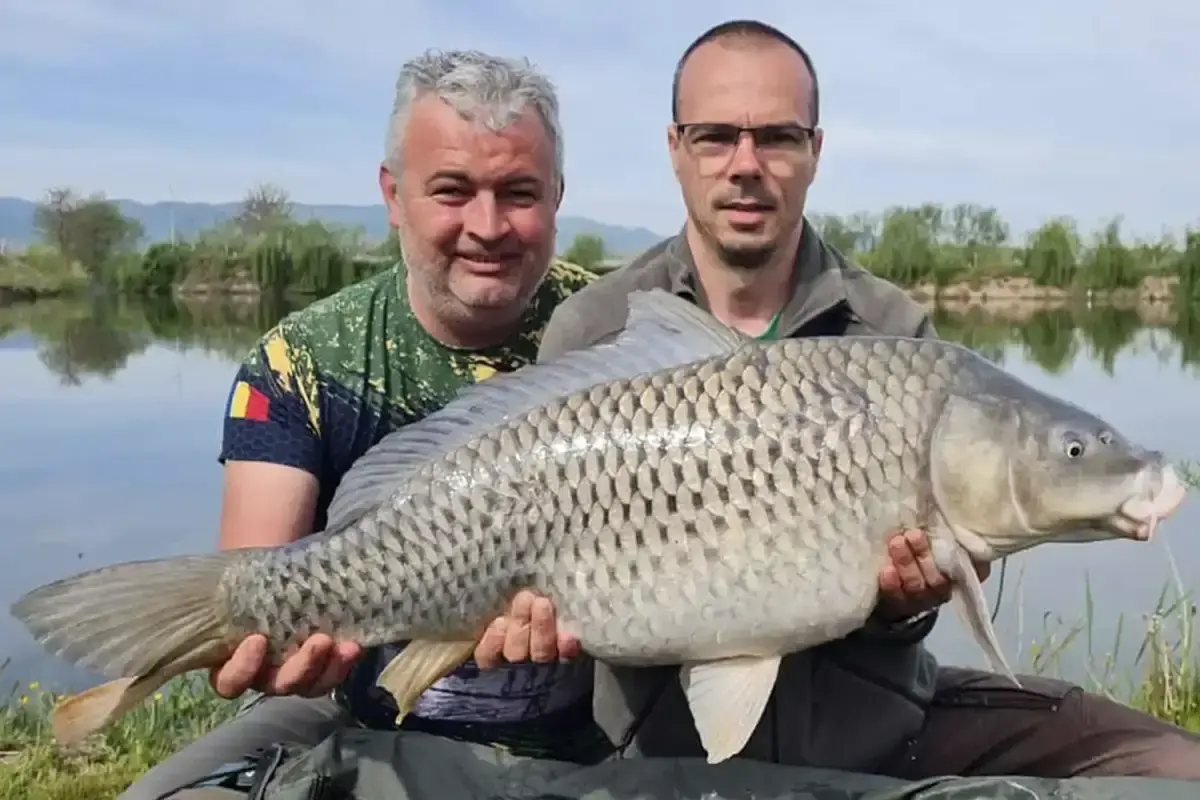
[1063, 437, 1086, 459]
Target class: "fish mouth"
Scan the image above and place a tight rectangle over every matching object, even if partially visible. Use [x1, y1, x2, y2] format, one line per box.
[1110, 464, 1187, 542]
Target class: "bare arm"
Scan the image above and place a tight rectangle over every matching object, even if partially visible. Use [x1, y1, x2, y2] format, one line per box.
[209, 334, 362, 696]
[218, 461, 319, 550]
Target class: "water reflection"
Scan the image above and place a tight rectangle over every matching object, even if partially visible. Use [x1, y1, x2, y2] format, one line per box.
[2, 293, 1199, 384]
[0, 292, 300, 383]
[930, 303, 1200, 376]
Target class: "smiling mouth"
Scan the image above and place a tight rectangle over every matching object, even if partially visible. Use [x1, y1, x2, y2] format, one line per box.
[458, 254, 519, 270]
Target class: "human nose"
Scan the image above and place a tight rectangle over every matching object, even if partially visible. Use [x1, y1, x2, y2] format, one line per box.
[462, 192, 509, 241]
[726, 132, 765, 178]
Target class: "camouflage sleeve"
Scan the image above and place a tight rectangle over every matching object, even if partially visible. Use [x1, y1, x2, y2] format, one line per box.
[218, 324, 326, 479]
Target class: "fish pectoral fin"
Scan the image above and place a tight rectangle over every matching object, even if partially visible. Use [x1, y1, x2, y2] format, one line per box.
[951, 582, 1020, 687]
[51, 674, 161, 748]
[932, 539, 1021, 687]
[376, 639, 477, 725]
[679, 655, 781, 765]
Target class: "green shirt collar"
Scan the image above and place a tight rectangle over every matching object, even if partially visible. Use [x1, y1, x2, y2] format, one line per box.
[755, 310, 782, 340]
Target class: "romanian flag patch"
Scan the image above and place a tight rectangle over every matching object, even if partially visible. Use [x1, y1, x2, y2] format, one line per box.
[228, 380, 271, 422]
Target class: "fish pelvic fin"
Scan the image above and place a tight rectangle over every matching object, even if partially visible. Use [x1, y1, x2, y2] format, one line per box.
[930, 538, 1021, 687]
[323, 287, 751, 532]
[680, 655, 782, 764]
[376, 639, 478, 725]
[9, 552, 241, 746]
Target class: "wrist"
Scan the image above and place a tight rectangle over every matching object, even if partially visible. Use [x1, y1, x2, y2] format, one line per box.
[860, 607, 938, 642]
[872, 600, 928, 625]
[881, 608, 935, 629]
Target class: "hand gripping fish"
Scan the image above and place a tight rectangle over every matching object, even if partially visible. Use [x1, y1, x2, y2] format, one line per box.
[9, 289, 1189, 764]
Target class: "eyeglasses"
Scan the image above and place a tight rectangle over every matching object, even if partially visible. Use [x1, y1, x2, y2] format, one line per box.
[674, 122, 817, 175]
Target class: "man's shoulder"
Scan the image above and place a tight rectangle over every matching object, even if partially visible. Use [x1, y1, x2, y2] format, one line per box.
[826, 247, 932, 337]
[543, 258, 604, 295]
[277, 268, 397, 344]
[243, 268, 400, 370]
[545, 237, 679, 330]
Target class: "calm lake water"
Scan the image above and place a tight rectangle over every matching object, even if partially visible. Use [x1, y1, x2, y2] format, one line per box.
[1, 293, 1197, 698]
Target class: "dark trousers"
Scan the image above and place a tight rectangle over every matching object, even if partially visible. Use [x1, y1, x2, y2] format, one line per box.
[117, 694, 348, 800]
[121, 667, 1200, 798]
[882, 667, 1200, 780]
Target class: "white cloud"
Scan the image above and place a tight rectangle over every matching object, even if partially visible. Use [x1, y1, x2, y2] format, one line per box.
[1, 0, 1197, 238]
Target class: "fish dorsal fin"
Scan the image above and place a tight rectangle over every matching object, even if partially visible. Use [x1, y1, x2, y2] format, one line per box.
[323, 289, 749, 533]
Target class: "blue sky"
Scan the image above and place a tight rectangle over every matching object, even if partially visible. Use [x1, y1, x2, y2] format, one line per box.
[2, 0, 1197, 239]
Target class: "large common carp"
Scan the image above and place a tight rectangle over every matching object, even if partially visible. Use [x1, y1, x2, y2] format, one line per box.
[10, 289, 1188, 763]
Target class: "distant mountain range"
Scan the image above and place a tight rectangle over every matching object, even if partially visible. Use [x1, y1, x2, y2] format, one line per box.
[0, 197, 669, 257]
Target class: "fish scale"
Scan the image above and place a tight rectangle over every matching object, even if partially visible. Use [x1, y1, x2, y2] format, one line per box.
[219, 333, 965, 667]
[10, 288, 1188, 764]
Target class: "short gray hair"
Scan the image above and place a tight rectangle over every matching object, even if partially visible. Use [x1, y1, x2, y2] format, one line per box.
[384, 49, 564, 186]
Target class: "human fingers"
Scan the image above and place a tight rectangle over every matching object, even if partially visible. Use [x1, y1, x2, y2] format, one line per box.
[475, 617, 508, 670]
[269, 634, 335, 695]
[305, 641, 363, 697]
[887, 531, 926, 596]
[210, 635, 269, 699]
[556, 631, 581, 661]
[905, 529, 951, 600]
[502, 590, 536, 664]
[529, 595, 558, 663]
[877, 560, 904, 599]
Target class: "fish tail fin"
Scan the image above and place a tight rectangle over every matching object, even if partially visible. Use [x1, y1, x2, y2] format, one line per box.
[9, 552, 243, 745]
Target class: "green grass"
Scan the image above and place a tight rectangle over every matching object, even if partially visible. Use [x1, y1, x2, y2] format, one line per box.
[0, 667, 237, 799]
[2, 462, 1197, 798]
[1023, 460, 1200, 732]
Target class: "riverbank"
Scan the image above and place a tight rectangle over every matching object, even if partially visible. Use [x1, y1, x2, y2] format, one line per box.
[0, 252, 88, 303]
[908, 275, 1182, 324]
[4, 268, 1188, 316]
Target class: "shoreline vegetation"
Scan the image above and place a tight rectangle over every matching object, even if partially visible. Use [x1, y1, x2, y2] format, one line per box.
[2, 187, 1200, 316]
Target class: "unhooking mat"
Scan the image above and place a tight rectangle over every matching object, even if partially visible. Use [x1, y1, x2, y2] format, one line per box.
[255, 727, 1200, 800]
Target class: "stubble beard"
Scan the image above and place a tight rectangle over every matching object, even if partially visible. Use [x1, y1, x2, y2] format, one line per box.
[399, 232, 547, 348]
[716, 239, 777, 271]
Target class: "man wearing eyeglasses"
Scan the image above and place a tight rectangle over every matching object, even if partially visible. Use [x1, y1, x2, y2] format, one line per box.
[534, 18, 1200, 783]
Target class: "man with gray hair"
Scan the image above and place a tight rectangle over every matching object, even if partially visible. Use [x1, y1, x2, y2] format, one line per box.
[118, 48, 600, 800]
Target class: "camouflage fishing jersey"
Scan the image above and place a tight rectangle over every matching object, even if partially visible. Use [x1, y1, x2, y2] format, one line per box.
[218, 259, 607, 760]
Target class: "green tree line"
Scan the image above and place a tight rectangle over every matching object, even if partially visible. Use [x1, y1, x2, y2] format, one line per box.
[809, 203, 1200, 305]
[3, 187, 1199, 308]
[0, 185, 396, 302]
